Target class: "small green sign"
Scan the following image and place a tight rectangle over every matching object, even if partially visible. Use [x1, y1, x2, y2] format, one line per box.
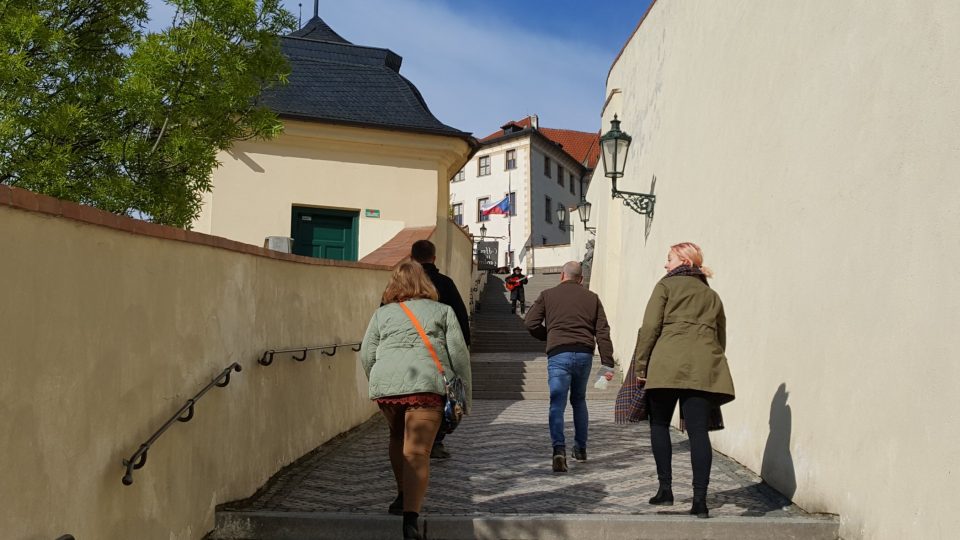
[365, 209, 381, 218]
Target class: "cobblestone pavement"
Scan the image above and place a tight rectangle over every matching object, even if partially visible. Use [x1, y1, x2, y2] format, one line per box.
[226, 400, 804, 519]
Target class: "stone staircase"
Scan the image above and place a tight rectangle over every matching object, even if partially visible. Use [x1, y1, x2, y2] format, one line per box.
[470, 273, 621, 400]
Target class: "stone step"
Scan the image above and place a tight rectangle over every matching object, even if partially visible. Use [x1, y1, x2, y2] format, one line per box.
[212, 511, 840, 540]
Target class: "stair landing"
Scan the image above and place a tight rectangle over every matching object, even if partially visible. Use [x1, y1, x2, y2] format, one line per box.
[210, 400, 838, 539]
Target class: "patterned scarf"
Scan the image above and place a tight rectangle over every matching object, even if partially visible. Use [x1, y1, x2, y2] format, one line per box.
[665, 264, 709, 285]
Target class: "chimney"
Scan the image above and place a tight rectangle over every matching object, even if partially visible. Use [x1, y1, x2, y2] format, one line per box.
[530, 114, 538, 130]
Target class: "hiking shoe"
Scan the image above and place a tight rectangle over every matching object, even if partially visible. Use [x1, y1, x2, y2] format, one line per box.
[552, 445, 568, 472]
[572, 446, 587, 462]
[430, 442, 451, 459]
[388, 493, 403, 515]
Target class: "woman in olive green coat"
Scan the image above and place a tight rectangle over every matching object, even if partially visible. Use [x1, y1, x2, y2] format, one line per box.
[361, 262, 471, 540]
[633, 242, 734, 518]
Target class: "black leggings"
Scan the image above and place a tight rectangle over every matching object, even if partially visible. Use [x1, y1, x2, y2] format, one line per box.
[648, 389, 713, 497]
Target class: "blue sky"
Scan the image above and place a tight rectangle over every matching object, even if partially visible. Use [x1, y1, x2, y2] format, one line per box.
[146, 0, 654, 137]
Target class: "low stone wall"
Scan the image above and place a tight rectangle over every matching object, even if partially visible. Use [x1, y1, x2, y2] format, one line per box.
[0, 186, 389, 539]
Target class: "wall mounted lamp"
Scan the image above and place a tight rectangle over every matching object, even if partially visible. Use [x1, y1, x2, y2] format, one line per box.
[576, 199, 596, 232]
[556, 207, 574, 231]
[600, 115, 656, 216]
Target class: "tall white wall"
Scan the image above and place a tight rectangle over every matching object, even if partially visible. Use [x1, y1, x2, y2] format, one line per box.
[528, 139, 584, 250]
[590, 1, 960, 539]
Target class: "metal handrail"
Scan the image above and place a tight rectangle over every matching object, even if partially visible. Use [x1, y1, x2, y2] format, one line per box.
[121, 362, 242, 485]
[258, 342, 361, 366]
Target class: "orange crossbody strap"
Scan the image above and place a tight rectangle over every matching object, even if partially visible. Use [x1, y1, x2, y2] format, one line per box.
[399, 302, 445, 376]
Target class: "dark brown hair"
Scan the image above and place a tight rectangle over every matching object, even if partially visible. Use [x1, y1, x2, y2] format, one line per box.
[410, 239, 436, 263]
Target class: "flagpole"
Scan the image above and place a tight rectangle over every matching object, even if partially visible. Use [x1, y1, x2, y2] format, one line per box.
[508, 171, 512, 268]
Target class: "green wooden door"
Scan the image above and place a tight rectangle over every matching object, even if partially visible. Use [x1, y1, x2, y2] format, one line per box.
[291, 207, 359, 261]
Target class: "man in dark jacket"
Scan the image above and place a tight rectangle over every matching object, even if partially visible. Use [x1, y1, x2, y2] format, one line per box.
[411, 240, 470, 459]
[524, 261, 615, 472]
[505, 266, 528, 314]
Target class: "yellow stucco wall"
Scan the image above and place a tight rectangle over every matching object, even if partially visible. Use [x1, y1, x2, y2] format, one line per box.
[433, 217, 475, 309]
[196, 120, 471, 260]
[592, 1, 960, 539]
[0, 203, 390, 540]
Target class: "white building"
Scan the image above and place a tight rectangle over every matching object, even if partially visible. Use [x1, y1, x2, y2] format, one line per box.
[449, 115, 599, 271]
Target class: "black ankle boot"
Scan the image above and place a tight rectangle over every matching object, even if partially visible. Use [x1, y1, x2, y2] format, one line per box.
[690, 497, 709, 518]
[552, 445, 568, 472]
[402, 511, 421, 539]
[388, 492, 403, 515]
[648, 486, 674, 505]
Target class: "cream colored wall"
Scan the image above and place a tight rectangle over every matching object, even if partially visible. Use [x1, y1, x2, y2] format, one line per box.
[0, 204, 389, 540]
[593, 1, 960, 539]
[197, 120, 470, 260]
[433, 218, 475, 311]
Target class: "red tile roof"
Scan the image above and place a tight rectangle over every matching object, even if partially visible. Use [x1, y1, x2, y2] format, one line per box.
[479, 116, 600, 169]
[359, 226, 435, 267]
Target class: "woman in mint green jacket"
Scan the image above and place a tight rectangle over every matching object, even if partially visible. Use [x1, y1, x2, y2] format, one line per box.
[361, 261, 471, 540]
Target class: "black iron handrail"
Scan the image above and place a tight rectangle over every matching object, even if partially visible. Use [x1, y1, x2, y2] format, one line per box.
[121, 362, 242, 485]
[258, 342, 361, 366]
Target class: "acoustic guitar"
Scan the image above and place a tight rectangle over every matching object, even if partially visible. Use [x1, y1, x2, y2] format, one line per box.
[504, 275, 528, 292]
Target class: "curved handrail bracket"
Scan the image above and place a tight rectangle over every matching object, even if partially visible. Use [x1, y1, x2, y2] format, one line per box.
[259, 350, 276, 366]
[320, 345, 338, 357]
[292, 348, 308, 362]
[177, 400, 195, 422]
[351, 343, 362, 352]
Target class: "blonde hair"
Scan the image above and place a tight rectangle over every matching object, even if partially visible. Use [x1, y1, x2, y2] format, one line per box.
[381, 261, 439, 304]
[670, 242, 714, 278]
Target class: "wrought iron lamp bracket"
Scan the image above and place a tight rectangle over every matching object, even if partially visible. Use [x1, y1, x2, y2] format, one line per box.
[612, 189, 656, 216]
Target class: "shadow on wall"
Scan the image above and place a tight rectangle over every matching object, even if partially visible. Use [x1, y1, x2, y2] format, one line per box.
[761, 383, 797, 500]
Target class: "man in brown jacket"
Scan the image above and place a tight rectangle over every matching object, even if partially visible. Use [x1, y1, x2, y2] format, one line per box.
[524, 261, 615, 472]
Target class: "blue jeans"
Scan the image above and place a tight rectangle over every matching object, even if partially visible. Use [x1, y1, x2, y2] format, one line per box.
[547, 351, 593, 449]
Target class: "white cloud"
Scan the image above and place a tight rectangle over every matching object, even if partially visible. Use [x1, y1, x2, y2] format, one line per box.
[147, 0, 613, 136]
[305, 0, 611, 136]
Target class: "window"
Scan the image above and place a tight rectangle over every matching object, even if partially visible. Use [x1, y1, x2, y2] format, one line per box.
[452, 169, 465, 182]
[558, 202, 566, 230]
[545, 196, 552, 223]
[477, 197, 490, 222]
[478, 155, 491, 176]
[505, 149, 516, 170]
[557, 164, 564, 186]
[544, 155, 551, 177]
[508, 191, 517, 216]
[569, 173, 576, 195]
[452, 203, 463, 226]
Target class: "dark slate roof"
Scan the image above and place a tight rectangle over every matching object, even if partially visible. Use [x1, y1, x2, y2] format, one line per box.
[288, 16, 351, 44]
[260, 16, 472, 140]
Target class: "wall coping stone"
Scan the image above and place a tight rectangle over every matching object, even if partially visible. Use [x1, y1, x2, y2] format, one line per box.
[0, 185, 392, 271]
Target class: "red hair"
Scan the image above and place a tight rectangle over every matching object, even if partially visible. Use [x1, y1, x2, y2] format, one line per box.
[671, 242, 714, 278]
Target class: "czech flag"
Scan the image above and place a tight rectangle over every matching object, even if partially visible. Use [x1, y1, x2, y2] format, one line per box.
[482, 195, 511, 216]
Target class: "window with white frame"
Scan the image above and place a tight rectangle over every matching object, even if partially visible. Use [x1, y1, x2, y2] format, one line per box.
[452, 169, 465, 182]
[505, 149, 516, 170]
[477, 197, 490, 222]
[478, 156, 491, 176]
[452, 203, 463, 225]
